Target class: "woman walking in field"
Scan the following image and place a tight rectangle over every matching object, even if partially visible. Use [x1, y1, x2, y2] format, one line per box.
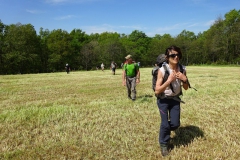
[155, 45, 189, 156]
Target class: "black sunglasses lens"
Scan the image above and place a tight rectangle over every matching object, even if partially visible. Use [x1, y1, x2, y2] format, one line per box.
[169, 54, 178, 58]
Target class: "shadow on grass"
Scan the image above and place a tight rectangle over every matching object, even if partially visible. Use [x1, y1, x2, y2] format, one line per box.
[138, 94, 153, 98]
[138, 94, 154, 102]
[170, 125, 204, 149]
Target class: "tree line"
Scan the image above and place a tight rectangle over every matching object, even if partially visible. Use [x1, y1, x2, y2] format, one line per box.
[0, 9, 239, 74]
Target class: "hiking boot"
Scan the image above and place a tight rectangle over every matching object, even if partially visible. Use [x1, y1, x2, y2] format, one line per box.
[160, 145, 169, 157]
[132, 98, 136, 101]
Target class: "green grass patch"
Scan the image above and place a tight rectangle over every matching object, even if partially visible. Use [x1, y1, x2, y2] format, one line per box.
[0, 66, 240, 159]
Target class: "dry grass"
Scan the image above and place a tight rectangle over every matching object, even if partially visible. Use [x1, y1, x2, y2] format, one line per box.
[0, 66, 239, 160]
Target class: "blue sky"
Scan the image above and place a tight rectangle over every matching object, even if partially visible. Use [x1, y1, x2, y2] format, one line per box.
[0, 0, 239, 37]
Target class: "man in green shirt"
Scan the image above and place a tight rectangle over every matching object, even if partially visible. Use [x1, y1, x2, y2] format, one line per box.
[122, 55, 140, 101]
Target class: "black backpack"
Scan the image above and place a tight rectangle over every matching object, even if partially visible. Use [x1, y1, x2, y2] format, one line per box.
[152, 54, 167, 91]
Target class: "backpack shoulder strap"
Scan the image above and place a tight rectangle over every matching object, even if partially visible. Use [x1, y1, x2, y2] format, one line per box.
[162, 65, 175, 93]
[179, 64, 184, 73]
[152, 66, 159, 76]
[162, 65, 169, 83]
[179, 64, 197, 91]
[134, 63, 138, 76]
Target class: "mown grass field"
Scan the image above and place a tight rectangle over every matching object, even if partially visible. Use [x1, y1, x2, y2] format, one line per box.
[0, 66, 240, 160]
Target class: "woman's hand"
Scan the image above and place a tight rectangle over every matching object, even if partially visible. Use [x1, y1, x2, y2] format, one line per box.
[167, 71, 177, 83]
[175, 71, 187, 82]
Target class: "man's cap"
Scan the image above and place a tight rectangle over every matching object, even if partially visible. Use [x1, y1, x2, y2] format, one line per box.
[125, 54, 132, 59]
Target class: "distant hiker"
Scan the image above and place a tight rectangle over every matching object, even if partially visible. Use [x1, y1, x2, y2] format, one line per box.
[155, 46, 189, 157]
[110, 61, 117, 75]
[138, 62, 140, 67]
[122, 55, 140, 101]
[121, 63, 124, 69]
[65, 63, 70, 74]
[101, 63, 105, 71]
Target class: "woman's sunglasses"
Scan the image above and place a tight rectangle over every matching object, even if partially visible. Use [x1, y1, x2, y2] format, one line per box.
[168, 54, 180, 58]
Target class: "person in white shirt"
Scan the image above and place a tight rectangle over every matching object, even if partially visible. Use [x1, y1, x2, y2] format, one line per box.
[155, 45, 189, 157]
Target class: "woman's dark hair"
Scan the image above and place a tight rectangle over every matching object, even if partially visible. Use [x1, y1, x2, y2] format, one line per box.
[165, 45, 182, 59]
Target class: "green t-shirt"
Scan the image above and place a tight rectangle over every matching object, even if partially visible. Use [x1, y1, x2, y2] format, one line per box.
[124, 63, 139, 77]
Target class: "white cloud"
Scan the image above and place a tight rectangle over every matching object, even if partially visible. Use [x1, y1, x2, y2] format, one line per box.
[80, 24, 145, 35]
[204, 20, 215, 26]
[45, 0, 102, 4]
[155, 20, 214, 34]
[26, 9, 44, 14]
[82, 26, 115, 34]
[55, 15, 76, 20]
[45, 0, 69, 3]
[156, 23, 183, 32]
[186, 0, 208, 6]
[187, 23, 199, 28]
[154, 22, 209, 36]
[118, 25, 143, 30]
[190, 0, 206, 3]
